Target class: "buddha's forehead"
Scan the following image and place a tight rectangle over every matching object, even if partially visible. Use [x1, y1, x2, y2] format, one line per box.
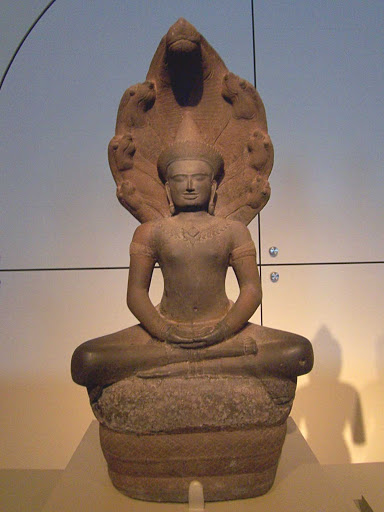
[167, 159, 213, 177]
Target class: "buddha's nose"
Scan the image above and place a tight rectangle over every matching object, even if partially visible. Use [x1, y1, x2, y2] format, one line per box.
[186, 176, 195, 191]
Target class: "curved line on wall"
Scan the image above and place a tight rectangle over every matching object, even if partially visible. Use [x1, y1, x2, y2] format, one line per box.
[0, 0, 58, 90]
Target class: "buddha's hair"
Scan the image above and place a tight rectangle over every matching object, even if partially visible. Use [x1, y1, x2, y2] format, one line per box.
[157, 140, 224, 182]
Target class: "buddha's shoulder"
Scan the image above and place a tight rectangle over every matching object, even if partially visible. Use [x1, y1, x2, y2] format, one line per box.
[220, 218, 253, 247]
[216, 217, 250, 234]
[135, 216, 179, 239]
[187, 215, 246, 234]
[132, 218, 167, 241]
[218, 217, 247, 228]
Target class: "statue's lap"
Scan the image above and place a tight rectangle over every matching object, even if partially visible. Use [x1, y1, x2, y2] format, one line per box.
[71, 322, 313, 389]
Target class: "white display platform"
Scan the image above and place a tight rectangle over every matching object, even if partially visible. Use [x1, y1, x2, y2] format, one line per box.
[41, 418, 359, 512]
[323, 463, 384, 512]
[0, 469, 62, 512]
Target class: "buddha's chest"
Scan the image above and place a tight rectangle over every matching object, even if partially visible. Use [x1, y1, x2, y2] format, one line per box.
[156, 221, 231, 268]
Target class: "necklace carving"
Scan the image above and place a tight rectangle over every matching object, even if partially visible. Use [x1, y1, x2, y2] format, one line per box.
[162, 220, 230, 244]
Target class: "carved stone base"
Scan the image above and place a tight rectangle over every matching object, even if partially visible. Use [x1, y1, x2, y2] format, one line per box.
[100, 421, 287, 502]
[92, 374, 295, 502]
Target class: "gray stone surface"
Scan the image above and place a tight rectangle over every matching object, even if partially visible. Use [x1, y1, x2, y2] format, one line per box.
[92, 375, 295, 434]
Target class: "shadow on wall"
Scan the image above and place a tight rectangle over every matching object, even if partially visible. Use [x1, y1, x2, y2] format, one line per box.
[293, 325, 365, 464]
[360, 334, 384, 462]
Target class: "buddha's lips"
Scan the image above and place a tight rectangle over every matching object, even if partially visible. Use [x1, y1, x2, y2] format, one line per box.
[183, 194, 198, 199]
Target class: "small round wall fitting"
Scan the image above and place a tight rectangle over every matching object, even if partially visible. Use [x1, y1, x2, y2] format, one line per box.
[269, 246, 279, 257]
[270, 272, 279, 283]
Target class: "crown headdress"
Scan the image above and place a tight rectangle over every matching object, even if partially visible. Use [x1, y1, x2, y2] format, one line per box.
[157, 113, 224, 181]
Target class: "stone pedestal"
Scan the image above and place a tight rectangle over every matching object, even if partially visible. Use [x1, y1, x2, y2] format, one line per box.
[91, 374, 296, 502]
[100, 422, 286, 502]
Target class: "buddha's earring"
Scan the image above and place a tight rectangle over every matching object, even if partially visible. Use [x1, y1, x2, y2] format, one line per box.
[208, 181, 217, 215]
[165, 183, 175, 215]
[168, 201, 176, 215]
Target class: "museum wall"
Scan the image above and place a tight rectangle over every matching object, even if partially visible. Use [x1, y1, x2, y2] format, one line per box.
[1, 0, 383, 469]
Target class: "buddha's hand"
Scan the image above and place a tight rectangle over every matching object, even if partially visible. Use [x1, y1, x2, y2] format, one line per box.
[164, 325, 195, 345]
[166, 321, 231, 349]
[190, 320, 232, 348]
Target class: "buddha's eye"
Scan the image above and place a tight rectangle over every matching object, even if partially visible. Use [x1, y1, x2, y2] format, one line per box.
[170, 175, 187, 183]
[193, 174, 210, 181]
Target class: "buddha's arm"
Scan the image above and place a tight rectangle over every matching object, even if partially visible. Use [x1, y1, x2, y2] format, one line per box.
[225, 222, 262, 329]
[223, 251, 262, 333]
[127, 224, 170, 340]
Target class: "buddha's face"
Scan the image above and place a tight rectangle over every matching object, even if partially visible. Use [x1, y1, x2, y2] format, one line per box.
[166, 159, 214, 211]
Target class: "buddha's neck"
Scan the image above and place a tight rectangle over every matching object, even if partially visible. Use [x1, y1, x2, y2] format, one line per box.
[176, 211, 210, 222]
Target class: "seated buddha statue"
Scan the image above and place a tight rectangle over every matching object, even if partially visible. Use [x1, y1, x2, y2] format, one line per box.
[71, 116, 313, 392]
[71, 20, 314, 502]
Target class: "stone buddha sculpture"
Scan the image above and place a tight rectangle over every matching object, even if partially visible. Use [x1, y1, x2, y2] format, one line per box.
[71, 18, 313, 502]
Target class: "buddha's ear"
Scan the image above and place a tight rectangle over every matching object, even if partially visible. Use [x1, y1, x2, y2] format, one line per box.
[208, 180, 218, 215]
[165, 182, 175, 215]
